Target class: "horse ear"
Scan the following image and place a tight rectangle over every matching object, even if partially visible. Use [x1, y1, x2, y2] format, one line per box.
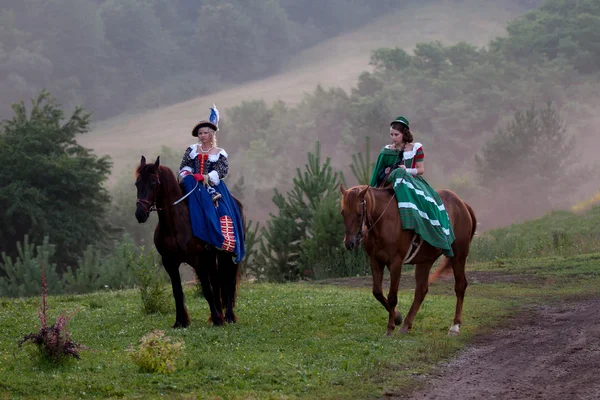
[339, 183, 347, 195]
[140, 156, 146, 166]
[154, 156, 160, 167]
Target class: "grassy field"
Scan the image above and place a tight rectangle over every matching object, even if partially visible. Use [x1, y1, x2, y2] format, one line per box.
[470, 205, 600, 262]
[2, 250, 600, 399]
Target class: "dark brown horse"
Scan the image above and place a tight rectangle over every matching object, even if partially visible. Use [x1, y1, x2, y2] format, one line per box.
[135, 156, 243, 328]
[339, 184, 476, 336]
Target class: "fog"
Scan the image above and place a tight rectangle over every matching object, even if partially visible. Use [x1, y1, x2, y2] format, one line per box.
[3, 0, 596, 233]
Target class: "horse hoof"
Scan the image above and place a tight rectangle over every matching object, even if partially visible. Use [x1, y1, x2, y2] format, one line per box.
[208, 314, 225, 326]
[225, 314, 237, 324]
[172, 321, 189, 329]
[448, 324, 460, 336]
[209, 316, 224, 326]
[398, 327, 410, 335]
[394, 311, 403, 325]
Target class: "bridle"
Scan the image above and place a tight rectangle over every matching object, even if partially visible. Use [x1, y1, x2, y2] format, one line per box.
[350, 177, 423, 263]
[354, 187, 397, 244]
[136, 173, 201, 214]
[136, 174, 163, 214]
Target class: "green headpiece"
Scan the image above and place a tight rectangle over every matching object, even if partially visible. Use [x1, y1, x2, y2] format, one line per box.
[390, 116, 409, 128]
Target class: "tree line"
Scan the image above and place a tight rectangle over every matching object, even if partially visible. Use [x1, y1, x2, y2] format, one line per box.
[0, 0, 417, 121]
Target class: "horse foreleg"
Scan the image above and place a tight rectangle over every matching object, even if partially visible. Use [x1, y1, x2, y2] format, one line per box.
[449, 256, 468, 336]
[164, 260, 190, 328]
[370, 257, 388, 310]
[194, 258, 224, 326]
[385, 260, 404, 336]
[400, 262, 433, 334]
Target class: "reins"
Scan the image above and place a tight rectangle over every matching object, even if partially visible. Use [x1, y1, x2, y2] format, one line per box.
[138, 171, 201, 215]
[356, 172, 408, 243]
[354, 177, 423, 263]
[356, 185, 397, 243]
[173, 181, 199, 206]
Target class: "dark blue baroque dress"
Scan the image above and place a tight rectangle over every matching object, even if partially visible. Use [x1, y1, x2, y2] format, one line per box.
[179, 145, 245, 263]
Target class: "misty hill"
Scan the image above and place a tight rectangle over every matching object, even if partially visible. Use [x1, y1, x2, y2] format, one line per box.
[81, 0, 528, 176]
[0, 0, 466, 121]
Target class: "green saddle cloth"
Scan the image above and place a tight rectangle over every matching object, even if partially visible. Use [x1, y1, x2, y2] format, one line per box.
[387, 169, 455, 257]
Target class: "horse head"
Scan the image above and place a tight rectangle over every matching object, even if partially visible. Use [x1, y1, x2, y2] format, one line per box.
[135, 155, 161, 223]
[339, 183, 370, 250]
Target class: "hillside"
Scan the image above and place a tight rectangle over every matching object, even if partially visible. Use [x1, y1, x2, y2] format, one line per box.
[80, 0, 527, 177]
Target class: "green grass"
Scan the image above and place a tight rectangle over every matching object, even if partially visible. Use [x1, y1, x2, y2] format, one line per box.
[1, 282, 502, 399]
[2, 251, 600, 399]
[470, 206, 600, 262]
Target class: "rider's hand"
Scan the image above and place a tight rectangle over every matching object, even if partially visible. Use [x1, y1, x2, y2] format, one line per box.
[399, 165, 406, 169]
[202, 174, 210, 185]
[384, 167, 391, 174]
[192, 173, 204, 182]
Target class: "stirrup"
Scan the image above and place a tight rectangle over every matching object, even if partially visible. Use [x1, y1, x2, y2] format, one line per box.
[211, 193, 222, 203]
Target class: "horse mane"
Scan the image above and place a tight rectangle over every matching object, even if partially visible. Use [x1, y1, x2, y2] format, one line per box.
[157, 165, 181, 196]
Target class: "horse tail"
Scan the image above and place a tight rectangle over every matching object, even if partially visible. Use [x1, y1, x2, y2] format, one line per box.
[430, 199, 477, 285]
[429, 256, 452, 285]
[225, 194, 244, 310]
[232, 194, 247, 239]
[465, 202, 477, 242]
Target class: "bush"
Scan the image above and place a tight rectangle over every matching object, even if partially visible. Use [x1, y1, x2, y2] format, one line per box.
[97, 234, 141, 290]
[131, 247, 171, 314]
[0, 236, 63, 297]
[129, 330, 184, 374]
[62, 245, 103, 294]
[63, 234, 141, 293]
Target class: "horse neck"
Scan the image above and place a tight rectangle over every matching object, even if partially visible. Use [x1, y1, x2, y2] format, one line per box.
[155, 167, 188, 229]
[365, 188, 396, 228]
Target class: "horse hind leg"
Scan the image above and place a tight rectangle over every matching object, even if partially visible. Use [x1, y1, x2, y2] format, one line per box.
[449, 256, 468, 336]
[400, 262, 433, 334]
[218, 252, 239, 324]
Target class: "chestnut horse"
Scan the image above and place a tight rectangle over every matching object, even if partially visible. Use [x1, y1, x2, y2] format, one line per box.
[135, 156, 243, 328]
[339, 184, 476, 336]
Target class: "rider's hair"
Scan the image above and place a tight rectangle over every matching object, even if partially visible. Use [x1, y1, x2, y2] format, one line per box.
[391, 122, 413, 143]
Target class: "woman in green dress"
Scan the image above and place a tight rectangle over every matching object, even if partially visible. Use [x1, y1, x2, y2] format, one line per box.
[370, 116, 423, 187]
[369, 116, 455, 257]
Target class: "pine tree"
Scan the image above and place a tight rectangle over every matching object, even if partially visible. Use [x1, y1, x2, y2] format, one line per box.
[256, 142, 343, 281]
[350, 136, 374, 185]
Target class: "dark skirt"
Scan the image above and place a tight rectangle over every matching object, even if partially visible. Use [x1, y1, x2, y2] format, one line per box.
[181, 175, 245, 263]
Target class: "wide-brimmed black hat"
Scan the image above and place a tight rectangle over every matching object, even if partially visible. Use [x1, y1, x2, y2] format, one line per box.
[191, 105, 220, 137]
[191, 121, 217, 137]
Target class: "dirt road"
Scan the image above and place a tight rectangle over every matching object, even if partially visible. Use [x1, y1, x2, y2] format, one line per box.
[317, 274, 600, 399]
[395, 298, 600, 400]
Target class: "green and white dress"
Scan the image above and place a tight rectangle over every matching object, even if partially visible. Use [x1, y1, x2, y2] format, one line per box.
[369, 143, 455, 257]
